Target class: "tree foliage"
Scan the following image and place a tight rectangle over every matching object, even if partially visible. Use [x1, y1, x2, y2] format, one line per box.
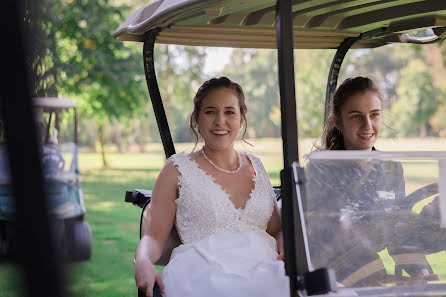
[30, 0, 147, 119]
[393, 59, 440, 137]
[155, 45, 206, 142]
[25, 0, 154, 164]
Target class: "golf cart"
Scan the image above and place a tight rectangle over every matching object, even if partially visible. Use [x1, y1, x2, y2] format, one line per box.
[0, 97, 91, 261]
[114, 0, 446, 296]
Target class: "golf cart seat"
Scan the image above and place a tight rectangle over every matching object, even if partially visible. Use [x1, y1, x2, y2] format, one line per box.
[125, 187, 282, 266]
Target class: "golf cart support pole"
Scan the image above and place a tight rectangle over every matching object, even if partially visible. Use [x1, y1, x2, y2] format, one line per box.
[324, 37, 358, 124]
[277, 1, 337, 295]
[74, 108, 79, 145]
[45, 111, 53, 144]
[143, 29, 176, 159]
[275, 0, 306, 295]
[141, 28, 172, 297]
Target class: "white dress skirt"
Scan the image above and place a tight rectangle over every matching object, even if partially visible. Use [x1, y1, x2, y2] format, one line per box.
[161, 230, 290, 297]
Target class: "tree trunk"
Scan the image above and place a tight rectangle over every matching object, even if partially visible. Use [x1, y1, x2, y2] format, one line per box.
[86, 117, 96, 152]
[135, 119, 145, 153]
[113, 120, 123, 153]
[420, 123, 427, 138]
[97, 122, 109, 168]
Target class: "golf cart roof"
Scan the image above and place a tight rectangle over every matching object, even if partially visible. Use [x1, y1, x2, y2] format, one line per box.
[113, 0, 446, 49]
[33, 97, 77, 112]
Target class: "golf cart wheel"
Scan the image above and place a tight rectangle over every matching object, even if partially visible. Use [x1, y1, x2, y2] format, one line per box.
[67, 221, 92, 261]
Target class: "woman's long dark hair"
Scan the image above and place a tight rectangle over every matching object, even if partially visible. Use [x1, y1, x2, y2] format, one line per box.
[318, 77, 382, 150]
[189, 77, 248, 150]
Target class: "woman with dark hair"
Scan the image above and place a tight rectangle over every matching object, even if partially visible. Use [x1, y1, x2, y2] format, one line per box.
[319, 76, 382, 151]
[306, 77, 440, 287]
[134, 77, 289, 297]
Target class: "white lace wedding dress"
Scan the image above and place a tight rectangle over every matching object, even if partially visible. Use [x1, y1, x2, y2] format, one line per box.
[160, 152, 290, 297]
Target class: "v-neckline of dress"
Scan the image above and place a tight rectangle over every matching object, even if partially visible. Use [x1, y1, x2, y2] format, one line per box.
[188, 152, 258, 212]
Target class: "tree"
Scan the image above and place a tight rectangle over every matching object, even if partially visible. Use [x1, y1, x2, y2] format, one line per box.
[223, 48, 334, 138]
[392, 59, 439, 137]
[224, 49, 280, 138]
[342, 44, 413, 107]
[154, 45, 206, 142]
[26, 0, 148, 166]
[295, 49, 335, 137]
[425, 43, 446, 136]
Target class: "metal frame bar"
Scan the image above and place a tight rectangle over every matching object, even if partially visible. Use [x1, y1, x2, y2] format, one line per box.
[324, 37, 358, 124]
[276, 0, 298, 168]
[276, 0, 311, 295]
[143, 29, 176, 159]
[139, 28, 174, 297]
[74, 108, 78, 145]
[45, 111, 53, 144]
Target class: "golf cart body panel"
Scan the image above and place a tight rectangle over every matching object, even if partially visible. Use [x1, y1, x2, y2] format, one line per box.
[115, 0, 446, 296]
[0, 144, 85, 221]
[114, 0, 446, 49]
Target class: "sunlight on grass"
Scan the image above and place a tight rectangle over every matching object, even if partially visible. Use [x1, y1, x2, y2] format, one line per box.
[428, 251, 446, 278]
[412, 195, 438, 214]
[378, 248, 395, 275]
[379, 249, 446, 282]
[88, 201, 120, 211]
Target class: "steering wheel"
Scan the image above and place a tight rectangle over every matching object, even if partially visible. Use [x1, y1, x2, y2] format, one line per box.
[336, 183, 441, 287]
[401, 183, 438, 210]
[340, 253, 439, 287]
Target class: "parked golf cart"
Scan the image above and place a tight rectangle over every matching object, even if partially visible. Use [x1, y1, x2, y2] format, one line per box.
[0, 97, 91, 261]
[115, 0, 446, 296]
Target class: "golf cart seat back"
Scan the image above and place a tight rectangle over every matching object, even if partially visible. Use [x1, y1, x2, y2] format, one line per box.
[125, 187, 282, 266]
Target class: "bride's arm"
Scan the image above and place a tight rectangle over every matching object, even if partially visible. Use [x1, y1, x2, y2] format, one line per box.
[267, 202, 284, 260]
[135, 159, 179, 297]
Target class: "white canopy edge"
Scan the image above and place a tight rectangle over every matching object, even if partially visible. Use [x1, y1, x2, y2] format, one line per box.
[33, 97, 77, 110]
[113, 0, 204, 40]
[113, 0, 446, 49]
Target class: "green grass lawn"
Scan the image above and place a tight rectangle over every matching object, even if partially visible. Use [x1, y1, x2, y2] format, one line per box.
[67, 153, 165, 297]
[0, 137, 445, 296]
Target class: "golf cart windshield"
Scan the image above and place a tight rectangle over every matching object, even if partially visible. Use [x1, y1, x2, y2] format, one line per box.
[0, 143, 78, 185]
[0, 97, 81, 220]
[33, 97, 80, 184]
[303, 151, 446, 294]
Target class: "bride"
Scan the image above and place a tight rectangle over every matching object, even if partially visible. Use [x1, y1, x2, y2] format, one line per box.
[134, 77, 290, 297]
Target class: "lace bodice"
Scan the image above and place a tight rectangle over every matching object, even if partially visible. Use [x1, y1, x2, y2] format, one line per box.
[170, 152, 276, 244]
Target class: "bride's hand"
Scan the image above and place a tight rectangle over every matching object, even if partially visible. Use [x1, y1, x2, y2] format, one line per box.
[277, 250, 284, 261]
[135, 259, 165, 297]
